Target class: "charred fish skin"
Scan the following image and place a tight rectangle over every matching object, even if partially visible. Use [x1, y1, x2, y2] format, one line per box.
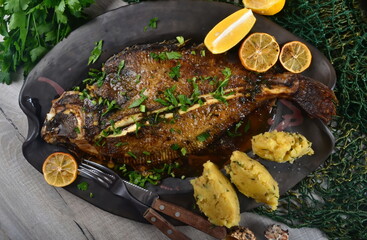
[41, 41, 337, 167]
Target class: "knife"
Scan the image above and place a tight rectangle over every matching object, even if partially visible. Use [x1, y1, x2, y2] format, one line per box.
[123, 180, 227, 239]
[79, 160, 227, 240]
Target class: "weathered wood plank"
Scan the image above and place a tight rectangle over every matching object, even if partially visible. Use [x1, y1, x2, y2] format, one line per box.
[0, 75, 28, 138]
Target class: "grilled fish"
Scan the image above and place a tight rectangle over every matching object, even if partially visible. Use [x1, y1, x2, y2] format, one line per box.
[41, 41, 337, 167]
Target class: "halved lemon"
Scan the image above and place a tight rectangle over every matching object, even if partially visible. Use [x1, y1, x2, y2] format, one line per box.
[204, 8, 256, 54]
[239, 32, 280, 72]
[279, 41, 312, 73]
[243, 0, 286, 15]
[42, 152, 78, 187]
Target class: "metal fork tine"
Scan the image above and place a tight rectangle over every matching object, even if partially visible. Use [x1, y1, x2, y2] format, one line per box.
[79, 164, 115, 184]
[83, 159, 117, 178]
[78, 167, 111, 189]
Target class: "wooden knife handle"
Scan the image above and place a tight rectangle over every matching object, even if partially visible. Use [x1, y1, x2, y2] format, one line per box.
[152, 199, 227, 239]
[144, 208, 191, 240]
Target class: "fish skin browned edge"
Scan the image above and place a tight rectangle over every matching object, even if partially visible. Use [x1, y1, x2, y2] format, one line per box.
[41, 41, 337, 168]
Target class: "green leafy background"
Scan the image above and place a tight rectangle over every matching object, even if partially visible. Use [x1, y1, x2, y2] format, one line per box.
[1, 0, 366, 239]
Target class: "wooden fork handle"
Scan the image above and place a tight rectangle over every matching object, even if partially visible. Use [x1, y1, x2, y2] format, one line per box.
[152, 199, 227, 239]
[144, 208, 191, 240]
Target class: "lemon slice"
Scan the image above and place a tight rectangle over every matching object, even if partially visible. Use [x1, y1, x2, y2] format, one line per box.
[239, 32, 280, 72]
[279, 41, 312, 73]
[42, 152, 78, 187]
[204, 8, 256, 54]
[243, 0, 286, 15]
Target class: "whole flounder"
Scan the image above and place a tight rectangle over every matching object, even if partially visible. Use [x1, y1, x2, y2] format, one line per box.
[41, 41, 337, 168]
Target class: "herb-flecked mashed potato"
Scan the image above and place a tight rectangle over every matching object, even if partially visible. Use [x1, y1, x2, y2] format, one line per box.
[251, 130, 314, 163]
[190, 161, 240, 228]
[226, 151, 279, 210]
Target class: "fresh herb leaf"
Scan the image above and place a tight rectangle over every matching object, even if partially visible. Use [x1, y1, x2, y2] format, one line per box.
[155, 98, 170, 106]
[180, 147, 187, 156]
[83, 68, 106, 87]
[176, 36, 185, 45]
[165, 51, 182, 60]
[77, 182, 89, 191]
[129, 88, 148, 108]
[0, 0, 94, 84]
[150, 52, 167, 60]
[222, 67, 232, 79]
[135, 74, 141, 83]
[140, 104, 146, 113]
[200, 49, 206, 57]
[227, 121, 243, 137]
[88, 40, 103, 65]
[74, 127, 81, 134]
[117, 60, 125, 76]
[150, 51, 182, 60]
[197, 131, 210, 142]
[171, 144, 180, 151]
[127, 151, 137, 159]
[211, 67, 232, 104]
[143, 151, 151, 156]
[102, 100, 120, 116]
[169, 64, 181, 79]
[115, 142, 128, 147]
[144, 17, 158, 31]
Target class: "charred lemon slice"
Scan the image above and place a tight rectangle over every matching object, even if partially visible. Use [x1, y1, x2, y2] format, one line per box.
[279, 41, 312, 73]
[42, 152, 78, 187]
[239, 32, 280, 72]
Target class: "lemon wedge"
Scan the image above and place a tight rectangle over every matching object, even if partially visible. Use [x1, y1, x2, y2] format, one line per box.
[243, 0, 286, 15]
[204, 8, 256, 54]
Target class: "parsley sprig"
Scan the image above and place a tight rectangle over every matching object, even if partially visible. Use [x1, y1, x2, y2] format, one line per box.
[211, 67, 233, 103]
[0, 0, 94, 84]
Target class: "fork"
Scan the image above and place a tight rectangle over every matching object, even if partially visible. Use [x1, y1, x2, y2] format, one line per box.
[78, 160, 227, 240]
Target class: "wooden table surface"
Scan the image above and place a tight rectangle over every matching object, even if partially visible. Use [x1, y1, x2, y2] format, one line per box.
[0, 1, 330, 240]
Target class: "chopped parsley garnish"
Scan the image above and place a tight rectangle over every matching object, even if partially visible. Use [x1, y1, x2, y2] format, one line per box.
[176, 36, 185, 45]
[109, 120, 122, 135]
[117, 60, 125, 76]
[200, 49, 206, 57]
[102, 100, 120, 116]
[77, 182, 89, 191]
[166, 51, 182, 60]
[127, 151, 137, 159]
[180, 147, 187, 156]
[227, 121, 244, 137]
[155, 85, 178, 108]
[128, 88, 148, 109]
[168, 64, 181, 80]
[135, 74, 141, 83]
[150, 51, 182, 60]
[119, 162, 180, 187]
[171, 144, 180, 150]
[144, 17, 159, 31]
[115, 142, 128, 147]
[177, 94, 192, 111]
[74, 127, 81, 134]
[88, 40, 103, 65]
[211, 67, 232, 104]
[197, 131, 210, 142]
[83, 68, 106, 87]
[140, 104, 146, 113]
